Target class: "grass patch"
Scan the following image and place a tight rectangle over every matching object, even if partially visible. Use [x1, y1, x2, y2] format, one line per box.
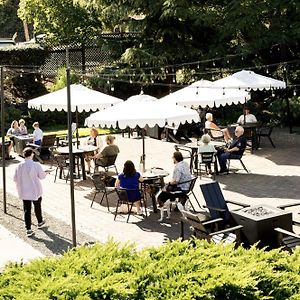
[44, 127, 112, 137]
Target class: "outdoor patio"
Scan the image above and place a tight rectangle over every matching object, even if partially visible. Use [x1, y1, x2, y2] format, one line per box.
[1, 127, 300, 255]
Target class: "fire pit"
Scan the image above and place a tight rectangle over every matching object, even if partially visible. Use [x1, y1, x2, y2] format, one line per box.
[231, 204, 292, 248]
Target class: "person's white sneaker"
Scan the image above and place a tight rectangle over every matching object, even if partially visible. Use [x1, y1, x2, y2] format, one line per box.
[38, 220, 46, 229]
[26, 229, 34, 237]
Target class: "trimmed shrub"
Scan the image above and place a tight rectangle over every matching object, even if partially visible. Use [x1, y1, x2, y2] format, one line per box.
[0, 240, 300, 299]
[0, 44, 48, 66]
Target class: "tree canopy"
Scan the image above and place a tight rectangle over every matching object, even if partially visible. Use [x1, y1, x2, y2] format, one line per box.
[13, 0, 300, 86]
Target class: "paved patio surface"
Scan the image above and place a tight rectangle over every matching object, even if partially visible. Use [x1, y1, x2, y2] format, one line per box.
[1, 127, 300, 266]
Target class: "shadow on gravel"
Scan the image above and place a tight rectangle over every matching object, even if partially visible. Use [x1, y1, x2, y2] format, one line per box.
[31, 227, 73, 255]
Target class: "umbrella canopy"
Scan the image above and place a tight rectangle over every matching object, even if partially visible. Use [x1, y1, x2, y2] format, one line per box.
[28, 84, 123, 112]
[160, 80, 250, 108]
[214, 70, 286, 91]
[85, 94, 199, 129]
[85, 94, 199, 170]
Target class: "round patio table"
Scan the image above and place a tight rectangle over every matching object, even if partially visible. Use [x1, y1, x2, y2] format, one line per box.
[142, 168, 169, 213]
[57, 145, 97, 180]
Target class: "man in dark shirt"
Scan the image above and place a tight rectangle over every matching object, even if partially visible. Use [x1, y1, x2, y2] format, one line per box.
[217, 126, 246, 174]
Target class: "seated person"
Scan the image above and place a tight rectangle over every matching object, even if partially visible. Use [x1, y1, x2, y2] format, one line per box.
[156, 151, 192, 221]
[7, 120, 21, 137]
[32, 122, 43, 146]
[6, 120, 21, 157]
[205, 113, 231, 142]
[84, 127, 103, 173]
[237, 107, 257, 124]
[198, 134, 217, 175]
[115, 160, 144, 214]
[217, 126, 246, 174]
[93, 135, 119, 167]
[18, 119, 28, 135]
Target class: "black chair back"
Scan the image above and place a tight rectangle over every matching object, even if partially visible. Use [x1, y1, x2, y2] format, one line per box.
[92, 173, 107, 191]
[200, 181, 231, 222]
[200, 152, 215, 164]
[187, 176, 198, 193]
[55, 154, 69, 167]
[97, 154, 118, 167]
[115, 188, 129, 202]
[42, 134, 57, 147]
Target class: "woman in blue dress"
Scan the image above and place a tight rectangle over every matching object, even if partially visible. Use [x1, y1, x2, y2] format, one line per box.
[115, 160, 144, 214]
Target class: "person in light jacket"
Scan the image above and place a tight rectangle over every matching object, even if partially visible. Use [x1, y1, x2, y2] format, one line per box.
[14, 147, 48, 237]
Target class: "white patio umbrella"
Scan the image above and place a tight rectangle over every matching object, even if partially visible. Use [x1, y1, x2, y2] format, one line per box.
[85, 94, 199, 169]
[214, 70, 286, 123]
[160, 79, 250, 108]
[213, 70, 286, 91]
[28, 84, 123, 145]
[28, 84, 123, 112]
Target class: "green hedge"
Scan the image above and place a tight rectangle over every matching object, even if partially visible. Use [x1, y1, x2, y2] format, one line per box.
[0, 44, 48, 66]
[1, 240, 300, 299]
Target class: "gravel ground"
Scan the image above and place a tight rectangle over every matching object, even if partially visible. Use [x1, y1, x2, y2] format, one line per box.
[0, 190, 96, 256]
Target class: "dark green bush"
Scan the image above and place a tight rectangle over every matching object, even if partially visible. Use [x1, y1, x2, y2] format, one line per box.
[1, 240, 300, 299]
[0, 44, 48, 66]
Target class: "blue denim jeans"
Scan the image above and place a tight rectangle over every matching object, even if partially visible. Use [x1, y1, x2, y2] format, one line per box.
[218, 152, 241, 171]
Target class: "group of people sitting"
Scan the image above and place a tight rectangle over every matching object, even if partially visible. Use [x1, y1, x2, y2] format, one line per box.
[112, 150, 192, 221]
[204, 107, 257, 142]
[85, 108, 254, 221]
[84, 128, 120, 174]
[6, 119, 43, 158]
[203, 107, 257, 173]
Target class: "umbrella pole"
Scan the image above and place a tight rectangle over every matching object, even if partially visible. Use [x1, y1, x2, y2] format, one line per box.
[66, 48, 77, 247]
[1, 66, 7, 213]
[141, 129, 146, 172]
[76, 106, 79, 148]
[243, 96, 247, 124]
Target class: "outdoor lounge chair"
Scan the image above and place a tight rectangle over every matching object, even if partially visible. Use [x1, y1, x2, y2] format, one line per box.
[180, 210, 243, 245]
[200, 181, 250, 224]
[275, 227, 300, 252]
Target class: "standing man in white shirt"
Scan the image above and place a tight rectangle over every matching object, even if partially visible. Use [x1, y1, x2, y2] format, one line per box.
[13, 147, 48, 236]
[237, 107, 257, 124]
[32, 121, 43, 145]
